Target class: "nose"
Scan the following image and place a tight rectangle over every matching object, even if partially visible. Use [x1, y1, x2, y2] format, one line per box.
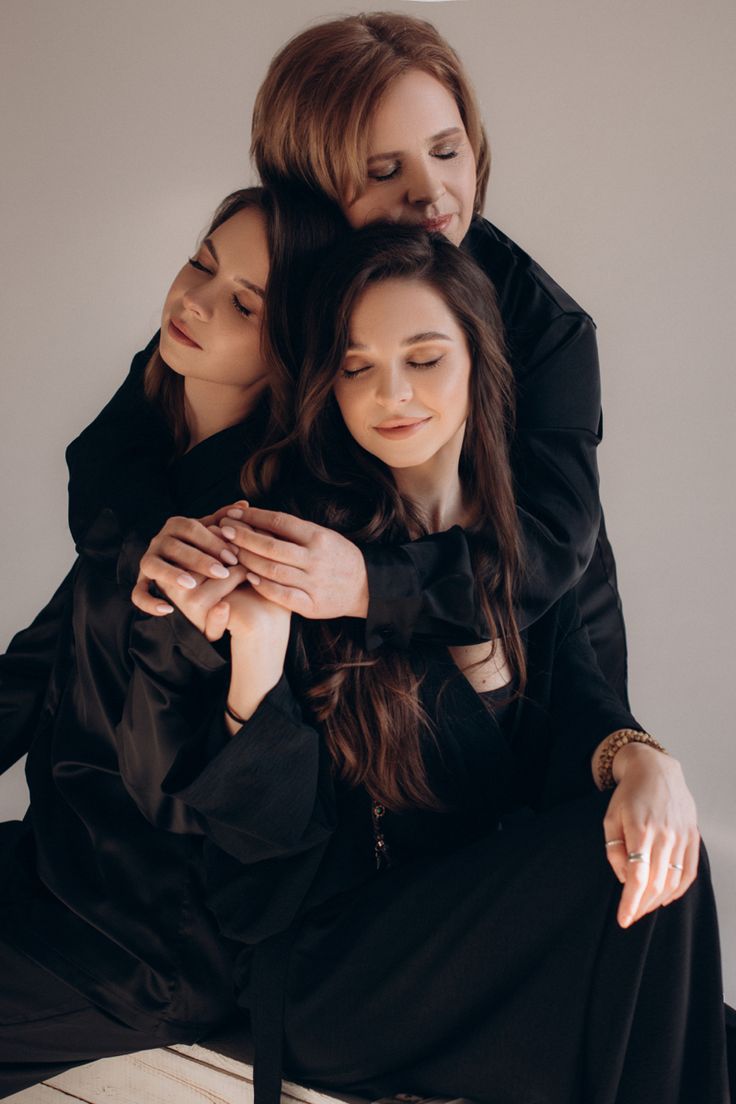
[374, 364, 413, 407]
[182, 281, 213, 321]
[405, 156, 445, 207]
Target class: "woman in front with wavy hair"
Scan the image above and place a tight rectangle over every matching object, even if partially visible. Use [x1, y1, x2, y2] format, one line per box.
[132, 225, 729, 1104]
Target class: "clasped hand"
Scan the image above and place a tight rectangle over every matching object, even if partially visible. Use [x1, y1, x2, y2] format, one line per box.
[131, 501, 369, 637]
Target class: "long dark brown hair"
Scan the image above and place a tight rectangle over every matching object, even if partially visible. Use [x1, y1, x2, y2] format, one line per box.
[144, 182, 348, 452]
[244, 225, 525, 812]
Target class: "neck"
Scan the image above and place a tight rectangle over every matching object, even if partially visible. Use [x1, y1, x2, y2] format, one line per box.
[183, 377, 265, 451]
[391, 423, 471, 533]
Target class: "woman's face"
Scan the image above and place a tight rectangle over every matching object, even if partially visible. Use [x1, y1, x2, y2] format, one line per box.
[333, 277, 472, 471]
[159, 206, 270, 389]
[343, 69, 477, 247]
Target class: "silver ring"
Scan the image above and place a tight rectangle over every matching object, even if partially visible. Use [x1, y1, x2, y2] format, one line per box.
[605, 838, 625, 848]
[668, 862, 684, 872]
[627, 851, 650, 864]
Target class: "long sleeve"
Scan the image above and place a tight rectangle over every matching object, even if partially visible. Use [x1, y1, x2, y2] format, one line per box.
[0, 566, 75, 773]
[363, 232, 602, 651]
[117, 610, 335, 862]
[542, 592, 641, 806]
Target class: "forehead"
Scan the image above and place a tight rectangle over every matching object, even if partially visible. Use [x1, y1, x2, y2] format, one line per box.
[368, 68, 465, 149]
[349, 277, 465, 346]
[210, 207, 270, 284]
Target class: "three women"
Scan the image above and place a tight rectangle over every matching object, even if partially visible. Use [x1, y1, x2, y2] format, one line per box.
[0, 9, 730, 1103]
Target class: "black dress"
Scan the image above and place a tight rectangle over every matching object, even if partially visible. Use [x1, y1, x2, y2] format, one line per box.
[117, 590, 730, 1104]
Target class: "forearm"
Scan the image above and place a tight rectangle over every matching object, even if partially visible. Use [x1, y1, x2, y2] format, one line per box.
[225, 630, 287, 734]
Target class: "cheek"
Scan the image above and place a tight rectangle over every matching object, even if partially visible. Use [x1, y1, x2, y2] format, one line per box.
[333, 385, 366, 436]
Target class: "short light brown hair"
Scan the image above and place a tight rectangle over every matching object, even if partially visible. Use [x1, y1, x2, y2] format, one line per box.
[251, 11, 490, 214]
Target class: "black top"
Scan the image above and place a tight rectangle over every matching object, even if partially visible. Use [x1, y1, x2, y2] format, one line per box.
[0, 406, 264, 1033]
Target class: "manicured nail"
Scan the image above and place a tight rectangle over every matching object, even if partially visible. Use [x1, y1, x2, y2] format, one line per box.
[226, 509, 243, 520]
[247, 572, 261, 585]
[155, 603, 174, 614]
[177, 573, 197, 589]
[220, 549, 238, 565]
[221, 526, 237, 540]
[210, 563, 230, 579]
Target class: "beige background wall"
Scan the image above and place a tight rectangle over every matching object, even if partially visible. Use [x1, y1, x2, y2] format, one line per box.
[1, 0, 734, 999]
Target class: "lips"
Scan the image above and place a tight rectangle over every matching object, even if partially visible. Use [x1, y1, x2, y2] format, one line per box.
[168, 318, 201, 349]
[419, 214, 454, 234]
[374, 417, 431, 439]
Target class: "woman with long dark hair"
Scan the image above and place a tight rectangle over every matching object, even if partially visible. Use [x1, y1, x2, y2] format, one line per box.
[0, 185, 346, 1098]
[126, 226, 729, 1103]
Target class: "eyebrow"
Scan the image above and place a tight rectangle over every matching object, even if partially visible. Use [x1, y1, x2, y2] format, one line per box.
[366, 128, 464, 164]
[347, 331, 453, 351]
[202, 236, 266, 299]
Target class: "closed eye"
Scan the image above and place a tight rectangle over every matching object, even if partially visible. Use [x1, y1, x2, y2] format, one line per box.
[232, 294, 252, 318]
[369, 163, 400, 183]
[407, 356, 443, 369]
[340, 364, 372, 379]
[188, 256, 212, 274]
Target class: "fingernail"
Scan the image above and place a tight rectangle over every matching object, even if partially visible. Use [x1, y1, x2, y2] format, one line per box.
[210, 564, 230, 579]
[221, 526, 237, 540]
[247, 572, 261, 585]
[177, 574, 197, 589]
[220, 549, 238, 565]
[155, 603, 174, 614]
[226, 509, 243, 520]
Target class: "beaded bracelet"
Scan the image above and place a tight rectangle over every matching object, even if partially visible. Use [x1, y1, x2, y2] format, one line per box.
[224, 700, 248, 726]
[596, 728, 667, 790]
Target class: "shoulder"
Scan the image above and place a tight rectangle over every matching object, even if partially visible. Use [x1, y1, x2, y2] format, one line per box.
[462, 216, 595, 327]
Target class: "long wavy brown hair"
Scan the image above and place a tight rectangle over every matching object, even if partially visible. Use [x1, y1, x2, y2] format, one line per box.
[144, 183, 347, 452]
[251, 11, 490, 214]
[244, 226, 525, 812]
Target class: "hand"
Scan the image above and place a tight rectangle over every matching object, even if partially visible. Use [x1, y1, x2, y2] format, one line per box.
[131, 513, 248, 640]
[131, 512, 243, 618]
[214, 503, 369, 620]
[602, 744, 700, 928]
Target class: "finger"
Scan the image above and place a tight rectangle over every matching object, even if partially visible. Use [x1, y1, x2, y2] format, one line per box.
[131, 577, 175, 616]
[602, 811, 628, 884]
[617, 830, 655, 928]
[236, 549, 308, 588]
[182, 568, 249, 623]
[245, 574, 314, 616]
[635, 838, 675, 922]
[204, 601, 230, 642]
[220, 519, 309, 568]
[659, 844, 687, 907]
[664, 832, 701, 905]
[235, 506, 314, 546]
[150, 532, 235, 580]
[139, 549, 212, 594]
[208, 500, 250, 525]
[206, 526, 240, 565]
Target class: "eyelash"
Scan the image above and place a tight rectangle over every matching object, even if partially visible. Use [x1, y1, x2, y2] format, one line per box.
[339, 356, 442, 380]
[369, 150, 459, 183]
[187, 257, 252, 317]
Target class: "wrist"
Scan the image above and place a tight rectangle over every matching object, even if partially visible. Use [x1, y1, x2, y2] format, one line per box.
[594, 728, 668, 790]
[612, 742, 668, 784]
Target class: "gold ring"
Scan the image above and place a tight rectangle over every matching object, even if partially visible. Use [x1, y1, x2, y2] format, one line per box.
[605, 838, 625, 848]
